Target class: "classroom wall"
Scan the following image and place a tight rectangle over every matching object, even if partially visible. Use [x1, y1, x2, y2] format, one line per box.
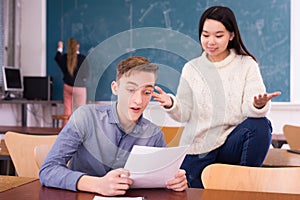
[46, 0, 291, 102]
[0, 0, 300, 133]
[0, 0, 59, 127]
[19, 0, 46, 76]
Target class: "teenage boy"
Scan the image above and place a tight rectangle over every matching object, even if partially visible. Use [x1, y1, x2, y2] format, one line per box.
[39, 56, 188, 196]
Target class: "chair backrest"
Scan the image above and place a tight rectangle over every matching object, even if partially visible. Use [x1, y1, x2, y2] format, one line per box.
[5, 131, 57, 178]
[283, 124, 300, 150]
[159, 126, 184, 147]
[34, 144, 53, 169]
[201, 163, 300, 194]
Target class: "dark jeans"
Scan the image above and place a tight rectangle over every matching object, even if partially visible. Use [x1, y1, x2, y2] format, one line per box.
[181, 117, 272, 188]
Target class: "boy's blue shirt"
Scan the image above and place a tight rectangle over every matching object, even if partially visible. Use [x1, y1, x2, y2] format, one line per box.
[39, 102, 166, 191]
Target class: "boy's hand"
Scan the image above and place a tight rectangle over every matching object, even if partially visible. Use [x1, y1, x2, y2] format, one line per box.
[77, 168, 133, 196]
[166, 169, 188, 191]
[98, 168, 133, 196]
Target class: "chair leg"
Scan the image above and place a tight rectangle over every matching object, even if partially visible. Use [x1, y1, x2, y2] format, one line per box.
[52, 119, 55, 128]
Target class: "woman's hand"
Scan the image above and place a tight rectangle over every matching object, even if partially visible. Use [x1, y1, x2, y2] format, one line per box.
[166, 169, 188, 191]
[152, 86, 173, 108]
[253, 91, 281, 109]
[57, 41, 63, 49]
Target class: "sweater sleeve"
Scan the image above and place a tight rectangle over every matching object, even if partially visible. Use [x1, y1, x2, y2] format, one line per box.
[54, 51, 68, 74]
[241, 58, 270, 117]
[164, 62, 194, 122]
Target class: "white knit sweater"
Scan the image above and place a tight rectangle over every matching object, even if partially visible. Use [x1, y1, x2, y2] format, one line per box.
[165, 49, 270, 154]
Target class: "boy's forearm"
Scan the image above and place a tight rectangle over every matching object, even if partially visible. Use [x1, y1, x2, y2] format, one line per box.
[77, 175, 102, 194]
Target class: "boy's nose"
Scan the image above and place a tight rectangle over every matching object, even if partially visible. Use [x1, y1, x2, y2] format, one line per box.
[132, 91, 142, 104]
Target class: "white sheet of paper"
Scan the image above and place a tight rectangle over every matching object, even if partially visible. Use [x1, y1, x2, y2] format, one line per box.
[124, 145, 189, 188]
[93, 196, 143, 200]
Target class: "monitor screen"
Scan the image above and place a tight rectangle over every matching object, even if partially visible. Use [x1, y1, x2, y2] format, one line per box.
[2, 66, 23, 92]
[23, 76, 52, 100]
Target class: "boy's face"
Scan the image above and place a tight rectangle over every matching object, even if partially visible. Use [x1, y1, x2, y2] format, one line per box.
[111, 70, 156, 124]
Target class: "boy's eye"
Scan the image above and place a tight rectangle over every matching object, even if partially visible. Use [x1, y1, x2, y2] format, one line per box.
[144, 87, 154, 95]
[144, 90, 152, 95]
[127, 88, 136, 93]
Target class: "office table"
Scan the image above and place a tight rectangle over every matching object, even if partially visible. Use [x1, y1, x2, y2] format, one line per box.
[263, 148, 300, 167]
[1, 178, 300, 200]
[0, 126, 61, 135]
[0, 175, 37, 192]
[0, 99, 63, 126]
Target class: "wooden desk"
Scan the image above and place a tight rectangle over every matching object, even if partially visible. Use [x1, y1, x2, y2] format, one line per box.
[263, 148, 300, 167]
[0, 126, 61, 135]
[0, 100, 63, 126]
[271, 134, 287, 148]
[0, 175, 37, 192]
[1, 179, 300, 199]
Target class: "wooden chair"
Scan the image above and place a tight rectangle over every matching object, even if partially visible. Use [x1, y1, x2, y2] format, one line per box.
[4, 131, 57, 178]
[159, 126, 184, 147]
[201, 163, 300, 194]
[283, 124, 300, 150]
[34, 144, 53, 169]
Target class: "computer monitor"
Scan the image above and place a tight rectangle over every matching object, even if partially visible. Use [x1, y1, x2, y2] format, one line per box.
[23, 76, 53, 100]
[2, 66, 23, 99]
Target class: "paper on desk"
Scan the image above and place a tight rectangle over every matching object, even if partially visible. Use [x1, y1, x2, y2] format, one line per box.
[93, 196, 143, 200]
[124, 145, 189, 188]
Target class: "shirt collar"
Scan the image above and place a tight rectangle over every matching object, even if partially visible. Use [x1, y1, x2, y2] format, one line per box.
[108, 102, 145, 134]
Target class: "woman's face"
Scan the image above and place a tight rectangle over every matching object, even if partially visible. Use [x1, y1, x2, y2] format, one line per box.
[201, 19, 234, 62]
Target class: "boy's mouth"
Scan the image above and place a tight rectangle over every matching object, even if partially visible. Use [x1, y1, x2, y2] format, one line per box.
[130, 107, 141, 112]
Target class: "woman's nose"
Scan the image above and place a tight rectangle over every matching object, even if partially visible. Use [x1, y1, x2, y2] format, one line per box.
[208, 36, 215, 44]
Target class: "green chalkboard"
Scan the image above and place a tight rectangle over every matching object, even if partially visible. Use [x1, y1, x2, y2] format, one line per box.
[47, 0, 290, 102]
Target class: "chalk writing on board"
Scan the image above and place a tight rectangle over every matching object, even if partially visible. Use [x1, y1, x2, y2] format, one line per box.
[47, 0, 290, 102]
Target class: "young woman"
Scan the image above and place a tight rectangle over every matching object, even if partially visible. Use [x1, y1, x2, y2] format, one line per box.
[55, 37, 89, 126]
[153, 6, 281, 188]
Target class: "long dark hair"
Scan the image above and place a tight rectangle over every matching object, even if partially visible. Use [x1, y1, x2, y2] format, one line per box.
[67, 37, 78, 76]
[198, 6, 257, 62]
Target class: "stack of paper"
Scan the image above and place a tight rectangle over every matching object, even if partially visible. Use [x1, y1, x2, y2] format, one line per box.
[124, 145, 189, 188]
[93, 197, 144, 200]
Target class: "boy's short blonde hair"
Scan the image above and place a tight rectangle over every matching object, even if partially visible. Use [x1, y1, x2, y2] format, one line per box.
[116, 56, 158, 81]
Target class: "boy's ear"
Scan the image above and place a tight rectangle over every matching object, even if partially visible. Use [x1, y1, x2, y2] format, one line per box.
[111, 81, 118, 95]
